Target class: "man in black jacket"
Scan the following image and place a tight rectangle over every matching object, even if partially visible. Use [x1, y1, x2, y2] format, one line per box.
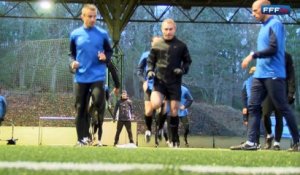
[147, 18, 192, 148]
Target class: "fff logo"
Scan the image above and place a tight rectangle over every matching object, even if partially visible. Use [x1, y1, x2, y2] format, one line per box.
[261, 5, 291, 15]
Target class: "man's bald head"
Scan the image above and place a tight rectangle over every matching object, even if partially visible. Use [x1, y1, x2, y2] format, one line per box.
[253, 0, 271, 7]
[252, 0, 271, 22]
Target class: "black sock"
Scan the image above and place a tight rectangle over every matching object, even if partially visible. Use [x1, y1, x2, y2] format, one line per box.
[145, 115, 152, 131]
[158, 113, 167, 130]
[170, 116, 179, 143]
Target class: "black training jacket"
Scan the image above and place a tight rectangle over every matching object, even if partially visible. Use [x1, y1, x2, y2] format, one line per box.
[147, 37, 192, 84]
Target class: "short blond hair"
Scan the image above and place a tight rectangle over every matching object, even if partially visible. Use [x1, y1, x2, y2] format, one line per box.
[82, 4, 97, 15]
[161, 18, 176, 29]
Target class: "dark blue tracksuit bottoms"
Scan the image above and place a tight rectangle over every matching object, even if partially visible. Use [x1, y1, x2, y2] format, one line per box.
[247, 78, 299, 144]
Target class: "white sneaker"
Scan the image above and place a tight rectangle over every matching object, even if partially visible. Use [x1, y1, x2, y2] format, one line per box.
[128, 143, 137, 148]
[80, 137, 91, 145]
[166, 140, 170, 145]
[96, 141, 103, 147]
[168, 142, 179, 148]
[82, 137, 91, 145]
[75, 141, 87, 147]
[145, 130, 151, 143]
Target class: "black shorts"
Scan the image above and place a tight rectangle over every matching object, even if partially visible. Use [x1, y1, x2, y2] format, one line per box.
[153, 78, 181, 101]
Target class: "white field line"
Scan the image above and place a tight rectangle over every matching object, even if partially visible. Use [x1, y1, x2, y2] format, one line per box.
[0, 161, 300, 174]
[181, 165, 300, 174]
[0, 161, 163, 172]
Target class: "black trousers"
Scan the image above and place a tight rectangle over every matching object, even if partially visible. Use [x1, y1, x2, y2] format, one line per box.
[179, 116, 190, 141]
[114, 121, 134, 145]
[90, 100, 106, 141]
[262, 95, 283, 142]
[75, 81, 105, 142]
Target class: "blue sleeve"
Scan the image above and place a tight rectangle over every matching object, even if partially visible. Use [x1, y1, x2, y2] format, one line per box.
[4, 99, 6, 116]
[0, 97, 7, 119]
[183, 88, 193, 108]
[137, 57, 147, 82]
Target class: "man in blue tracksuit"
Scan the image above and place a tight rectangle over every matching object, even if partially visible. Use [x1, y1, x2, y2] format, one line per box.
[137, 40, 155, 143]
[69, 4, 114, 146]
[177, 85, 193, 146]
[230, 67, 262, 150]
[165, 85, 193, 147]
[0, 94, 7, 125]
[241, 67, 256, 127]
[236, 0, 299, 151]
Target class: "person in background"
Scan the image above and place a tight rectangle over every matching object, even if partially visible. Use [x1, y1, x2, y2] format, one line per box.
[241, 66, 256, 127]
[113, 90, 135, 146]
[177, 85, 193, 147]
[0, 88, 7, 125]
[231, 67, 261, 150]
